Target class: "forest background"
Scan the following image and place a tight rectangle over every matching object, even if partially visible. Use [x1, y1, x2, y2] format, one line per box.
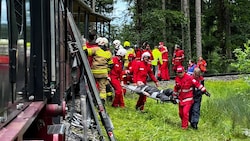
[97, 0, 250, 75]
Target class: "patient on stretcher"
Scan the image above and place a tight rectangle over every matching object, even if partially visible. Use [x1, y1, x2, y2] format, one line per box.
[123, 84, 179, 104]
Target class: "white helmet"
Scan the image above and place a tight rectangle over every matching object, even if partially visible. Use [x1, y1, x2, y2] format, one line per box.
[96, 37, 109, 46]
[116, 48, 127, 57]
[95, 37, 103, 45]
[141, 52, 151, 60]
[101, 37, 109, 46]
[113, 40, 121, 47]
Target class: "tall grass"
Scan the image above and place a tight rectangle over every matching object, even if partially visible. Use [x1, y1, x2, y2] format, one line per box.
[105, 79, 250, 141]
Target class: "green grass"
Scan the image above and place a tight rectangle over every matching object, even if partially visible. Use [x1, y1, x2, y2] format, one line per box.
[105, 79, 250, 141]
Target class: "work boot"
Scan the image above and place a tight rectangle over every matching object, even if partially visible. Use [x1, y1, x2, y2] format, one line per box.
[191, 123, 198, 130]
[107, 96, 113, 102]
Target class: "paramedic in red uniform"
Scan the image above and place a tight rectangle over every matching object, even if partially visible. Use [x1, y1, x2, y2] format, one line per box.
[109, 48, 127, 108]
[173, 66, 206, 129]
[133, 52, 159, 112]
[158, 42, 170, 80]
[172, 44, 184, 72]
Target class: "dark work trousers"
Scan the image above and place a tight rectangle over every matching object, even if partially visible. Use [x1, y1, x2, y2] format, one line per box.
[189, 91, 202, 124]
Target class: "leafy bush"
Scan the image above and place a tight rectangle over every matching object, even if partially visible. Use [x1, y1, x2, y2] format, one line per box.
[231, 40, 250, 85]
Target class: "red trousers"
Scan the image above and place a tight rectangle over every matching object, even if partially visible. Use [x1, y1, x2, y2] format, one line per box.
[159, 61, 170, 80]
[110, 77, 124, 107]
[178, 101, 193, 129]
[136, 95, 147, 110]
[173, 62, 183, 72]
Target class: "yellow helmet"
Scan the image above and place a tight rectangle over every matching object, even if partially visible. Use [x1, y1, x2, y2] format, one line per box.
[123, 41, 130, 47]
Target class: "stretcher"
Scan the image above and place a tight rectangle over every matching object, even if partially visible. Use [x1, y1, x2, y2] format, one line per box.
[122, 84, 178, 104]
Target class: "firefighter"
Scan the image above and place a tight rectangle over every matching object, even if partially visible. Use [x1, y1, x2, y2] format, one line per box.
[152, 45, 163, 79]
[172, 44, 184, 72]
[173, 66, 207, 129]
[158, 42, 170, 80]
[197, 56, 207, 74]
[84, 37, 112, 104]
[133, 52, 159, 112]
[109, 48, 127, 108]
[189, 67, 209, 130]
[123, 41, 135, 69]
[113, 39, 123, 55]
[82, 30, 98, 66]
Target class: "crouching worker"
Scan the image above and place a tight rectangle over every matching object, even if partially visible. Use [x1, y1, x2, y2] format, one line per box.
[174, 66, 208, 130]
[123, 84, 178, 104]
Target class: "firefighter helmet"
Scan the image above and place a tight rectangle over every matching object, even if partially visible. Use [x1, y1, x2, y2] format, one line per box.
[123, 41, 131, 47]
[95, 37, 103, 45]
[116, 48, 127, 56]
[113, 40, 121, 47]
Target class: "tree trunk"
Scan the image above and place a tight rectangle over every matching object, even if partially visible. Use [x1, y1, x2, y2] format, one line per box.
[196, 0, 202, 59]
[162, 0, 167, 44]
[182, 0, 191, 62]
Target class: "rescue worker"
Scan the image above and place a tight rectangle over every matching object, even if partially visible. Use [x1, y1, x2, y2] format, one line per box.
[105, 47, 114, 102]
[173, 66, 207, 129]
[172, 44, 184, 72]
[113, 39, 123, 55]
[133, 52, 159, 112]
[109, 48, 127, 108]
[197, 56, 207, 74]
[187, 60, 197, 75]
[123, 41, 135, 69]
[141, 42, 154, 61]
[84, 37, 112, 104]
[122, 53, 139, 95]
[158, 42, 170, 80]
[152, 45, 163, 79]
[134, 44, 142, 61]
[189, 68, 210, 130]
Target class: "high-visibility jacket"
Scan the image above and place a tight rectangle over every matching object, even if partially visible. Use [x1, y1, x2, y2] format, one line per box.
[85, 47, 112, 78]
[83, 42, 99, 66]
[151, 48, 163, 66]
[174, 73, 206, 105]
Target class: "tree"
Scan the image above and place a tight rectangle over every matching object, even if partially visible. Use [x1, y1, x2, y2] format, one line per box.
[195, 0, 202, 58]
[182, 0, 191, 60]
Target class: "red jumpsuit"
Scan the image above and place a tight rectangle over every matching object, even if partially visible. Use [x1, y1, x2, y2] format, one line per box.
[133, 61, 158, 111]
[109, 56, 125, 107]
[159, 46, 170, 80]
[174, 73, 206, 129]
[135, 48, 142, 61]
[172, 49, 184, 72]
